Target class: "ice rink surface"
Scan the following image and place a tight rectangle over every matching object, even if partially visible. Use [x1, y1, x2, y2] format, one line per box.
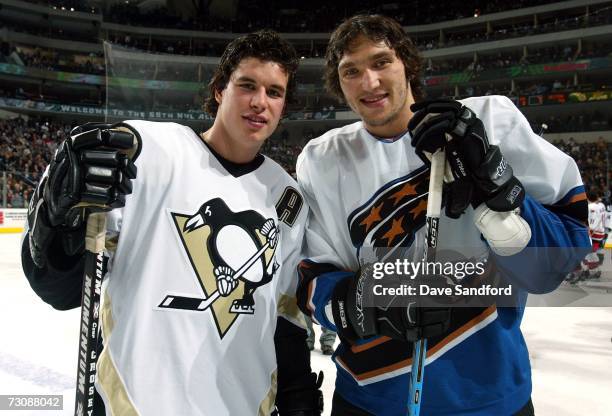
[1, 233, 611, 415]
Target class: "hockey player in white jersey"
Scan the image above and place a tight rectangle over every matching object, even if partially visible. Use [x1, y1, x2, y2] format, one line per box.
[22, 31, 322, 415]
[583, 190, 607, 278]
[295, 15, 591, 415]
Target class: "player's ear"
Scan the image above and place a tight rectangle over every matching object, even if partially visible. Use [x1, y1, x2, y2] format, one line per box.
[214, 88, 223, 105]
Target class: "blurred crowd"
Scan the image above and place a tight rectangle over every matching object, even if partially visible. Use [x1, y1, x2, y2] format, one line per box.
[101, 0, 605, 35]
[5, 41, 612, 93]
[1, 117, 609, 208]
[24, 0, 559, 33]
[553, 137, 611, 200]
[535, 113, 612, 134]
[3, 34, 611, 86]
[0, 118, 70, 208]
[3, 3, 611, 59]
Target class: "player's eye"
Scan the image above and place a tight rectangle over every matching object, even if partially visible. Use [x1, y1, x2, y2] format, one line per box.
[267, 89, 284, 98]
[240, 83, 255, 90]
[374, 59, 391, 68]
[342, 68, 358, 78]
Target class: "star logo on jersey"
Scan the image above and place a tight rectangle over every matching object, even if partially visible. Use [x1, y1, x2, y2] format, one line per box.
[159, 198, 279, 339]
[348, 167, 429, 254]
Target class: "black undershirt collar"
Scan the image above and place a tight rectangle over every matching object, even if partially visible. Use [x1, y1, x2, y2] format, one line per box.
[193, 128, 265, 177]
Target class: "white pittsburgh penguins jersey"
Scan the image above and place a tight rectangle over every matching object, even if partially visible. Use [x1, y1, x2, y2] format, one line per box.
[97, 121, 307, 416]
[588, 200, 606, 240]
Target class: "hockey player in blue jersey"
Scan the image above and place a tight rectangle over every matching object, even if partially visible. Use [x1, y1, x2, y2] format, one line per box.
[295, 15, 591, 415]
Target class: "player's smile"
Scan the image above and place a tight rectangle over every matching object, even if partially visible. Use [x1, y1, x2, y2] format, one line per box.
[360, 93, 389, 108]
[242, 113, 268, 129]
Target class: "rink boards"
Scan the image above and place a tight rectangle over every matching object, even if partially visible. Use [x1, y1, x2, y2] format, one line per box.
[0, 208, 26, 234]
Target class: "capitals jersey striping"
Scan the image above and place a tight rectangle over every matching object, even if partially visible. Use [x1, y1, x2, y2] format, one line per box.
[24, 120, 309, 416]
[295, 96, 590, 415]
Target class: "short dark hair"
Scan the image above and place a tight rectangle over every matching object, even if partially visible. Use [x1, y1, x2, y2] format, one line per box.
[324, 14, 425, 103]
[587, 189, 599, 202]
[204, 30, 299, 116]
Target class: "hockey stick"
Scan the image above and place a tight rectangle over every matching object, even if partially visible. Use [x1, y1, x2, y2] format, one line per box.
[73, 125, 141, 416]
[74, 212, 107, 416]
[408, 149, 445, 416]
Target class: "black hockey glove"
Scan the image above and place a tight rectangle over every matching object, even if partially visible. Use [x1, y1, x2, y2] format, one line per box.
[331, 264, 451, 342]
[275, 371, 324, 416]
[408, 99, 525, 219]
[27, 122, 141, 268]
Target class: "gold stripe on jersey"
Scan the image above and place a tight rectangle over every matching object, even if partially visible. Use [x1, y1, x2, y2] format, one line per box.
[277, 293, 307, 329]
[101, 289, 115, 337]
[98, 292, 138, 415]
[258, 369, 277, 416]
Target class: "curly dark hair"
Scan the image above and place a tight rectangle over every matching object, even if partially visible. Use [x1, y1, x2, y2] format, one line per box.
[324, 15, 425, 103]
[204, 30, 299, 116]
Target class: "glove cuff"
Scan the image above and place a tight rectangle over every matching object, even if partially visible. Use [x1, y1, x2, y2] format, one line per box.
[276, 372, 323, 415]
[472, 146, 525, 212]
[28, 200, 55, 269]
[484, 176, 525, 212]
[330, 277, 359, 341]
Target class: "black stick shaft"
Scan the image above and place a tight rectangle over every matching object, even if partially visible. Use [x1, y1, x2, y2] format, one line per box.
[74, 213, 107, 416]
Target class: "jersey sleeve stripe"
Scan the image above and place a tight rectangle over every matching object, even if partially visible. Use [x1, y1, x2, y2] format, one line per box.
[554, 185, 586, 206]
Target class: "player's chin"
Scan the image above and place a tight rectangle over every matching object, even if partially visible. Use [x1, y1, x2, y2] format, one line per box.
[361, 113, 392, 127]
[244, 130, 271, 144]
[357, 104, 389, 120]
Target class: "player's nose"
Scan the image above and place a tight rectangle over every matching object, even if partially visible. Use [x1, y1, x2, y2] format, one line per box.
[361, 69, 381, 90]
[250, 87, 268, 112]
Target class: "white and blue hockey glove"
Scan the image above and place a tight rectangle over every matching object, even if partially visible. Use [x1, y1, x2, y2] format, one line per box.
[408, 99, 531, 256]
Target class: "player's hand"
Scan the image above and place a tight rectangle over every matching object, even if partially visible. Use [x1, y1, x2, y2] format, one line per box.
[275, 371, 324, 416]
[330, 264, 451, 342]
[27, 122, 141, 267]
[44, 122, 141, 228]
[408, 99, 525, 219]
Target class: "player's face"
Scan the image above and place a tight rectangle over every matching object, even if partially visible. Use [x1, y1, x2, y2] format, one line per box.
[338, 37, 414, 137]
[215, 57, 288, 157]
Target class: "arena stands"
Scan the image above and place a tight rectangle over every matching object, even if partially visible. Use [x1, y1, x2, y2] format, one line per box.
[0, 0, 610, 208]
[1, 117, 609, 208]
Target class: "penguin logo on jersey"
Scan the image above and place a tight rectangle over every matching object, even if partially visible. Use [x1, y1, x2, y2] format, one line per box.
[347, 167, 429, 260]
[159, 198, 279, 339]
